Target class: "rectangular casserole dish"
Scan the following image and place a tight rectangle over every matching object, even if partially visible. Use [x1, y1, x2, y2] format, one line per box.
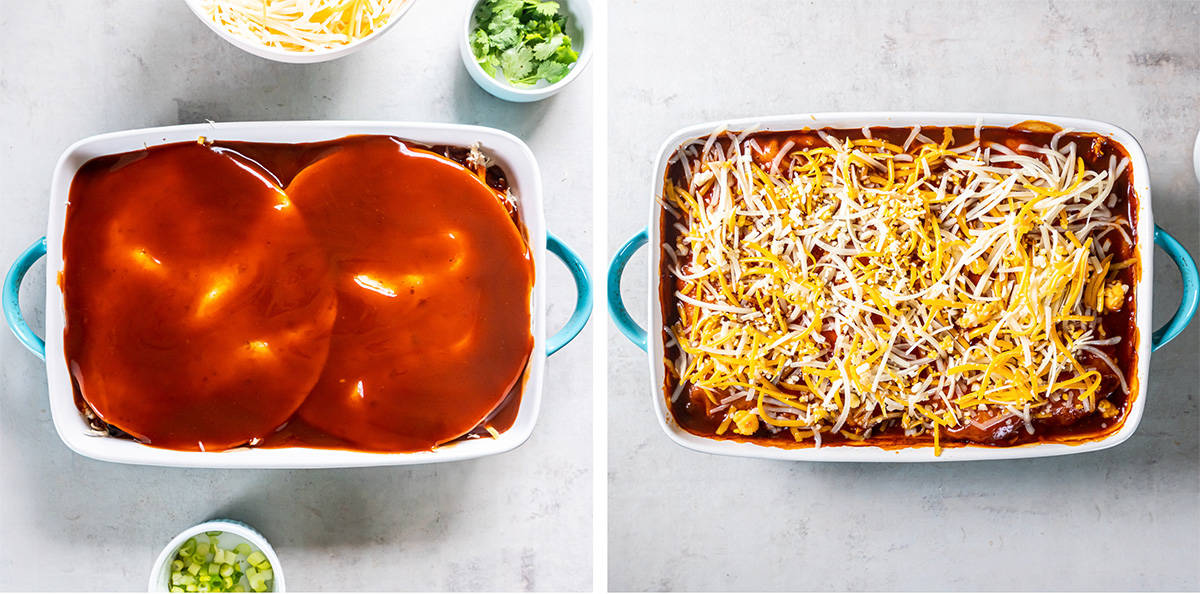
[4, 120, 592, 468]
[609, 112, 1199, 462]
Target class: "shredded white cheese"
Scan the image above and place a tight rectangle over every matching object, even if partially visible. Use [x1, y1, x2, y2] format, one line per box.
[663, 126, 1136, 452]
[200, 0, 408, 52]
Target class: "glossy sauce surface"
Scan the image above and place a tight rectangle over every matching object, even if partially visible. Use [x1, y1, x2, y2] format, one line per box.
[63, 143, 337, 451]
[63, 136, 533, 452]
[284, 136, 534, 452]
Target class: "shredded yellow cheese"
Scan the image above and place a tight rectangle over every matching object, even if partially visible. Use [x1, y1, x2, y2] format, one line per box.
[663, 126, 1135, 450]
[200, 0, 408, 52]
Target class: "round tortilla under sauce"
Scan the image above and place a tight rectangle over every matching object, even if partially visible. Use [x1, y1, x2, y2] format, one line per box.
[63, 142, 337, 451]
[285, 136, 534, 452]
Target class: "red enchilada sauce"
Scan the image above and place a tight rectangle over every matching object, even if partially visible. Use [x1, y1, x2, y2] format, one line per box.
[659, 124, 1139, 449]
[62, 135, 533, 452]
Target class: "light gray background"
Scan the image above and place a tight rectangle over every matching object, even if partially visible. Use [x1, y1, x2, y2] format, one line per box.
[608, 1, 1200, 591]
[0, 1, 591, 591]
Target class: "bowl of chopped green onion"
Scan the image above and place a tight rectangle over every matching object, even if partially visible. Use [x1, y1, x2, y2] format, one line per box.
[461, 0, 593, 102]
[149, 520, 284, 593]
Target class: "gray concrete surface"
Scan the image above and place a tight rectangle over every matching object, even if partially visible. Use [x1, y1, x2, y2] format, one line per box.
[0, 1, 592, 590]
[607, 1, 1200, 590]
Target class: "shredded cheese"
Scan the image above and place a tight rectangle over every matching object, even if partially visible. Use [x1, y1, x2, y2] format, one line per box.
[663, 126, 1135, 451]
[200, 0, 408, 52]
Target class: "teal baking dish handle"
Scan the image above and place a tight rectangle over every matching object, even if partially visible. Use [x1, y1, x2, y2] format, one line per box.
[546, 232, 592, 356]
[3, 237, 47, 360]
[3, 235, 591, 360]
[603, 225, 1199, 353]
[1153, 225, 1199, 351]
[608, 228, 649, 352]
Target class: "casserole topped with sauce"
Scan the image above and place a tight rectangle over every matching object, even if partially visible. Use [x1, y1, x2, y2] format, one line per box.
[658, 123, 1138, 454]
[62, 134, 534, 453]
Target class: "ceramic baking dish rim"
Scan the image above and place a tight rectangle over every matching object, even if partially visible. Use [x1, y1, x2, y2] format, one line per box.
[625, 112, 1195, 462]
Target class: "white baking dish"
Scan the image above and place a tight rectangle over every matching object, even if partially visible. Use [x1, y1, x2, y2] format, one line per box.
[3, 121, 591, 468]
[609, 112, 1199, 462]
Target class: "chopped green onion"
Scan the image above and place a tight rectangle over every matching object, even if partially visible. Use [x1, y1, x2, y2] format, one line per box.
[170, 534, 272, 592]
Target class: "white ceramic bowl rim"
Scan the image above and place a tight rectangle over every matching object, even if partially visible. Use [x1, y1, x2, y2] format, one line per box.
[182, 0, 417, 64]
[40, 121, 548, 468]
[1192, 129, 1200, 183]
[459, 0, 594, 99]
[148, 519, 285, 592]
[645, 112, 1156, 462]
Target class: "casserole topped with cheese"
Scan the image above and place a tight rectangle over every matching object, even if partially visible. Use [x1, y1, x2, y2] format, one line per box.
[659, 123, 1138, 453]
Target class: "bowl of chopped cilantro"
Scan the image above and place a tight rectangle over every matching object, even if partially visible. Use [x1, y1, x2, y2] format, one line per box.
[461, 0, 593, 102]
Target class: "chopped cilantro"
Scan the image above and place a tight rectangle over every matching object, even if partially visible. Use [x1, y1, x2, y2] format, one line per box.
[470, 0, 580, 86]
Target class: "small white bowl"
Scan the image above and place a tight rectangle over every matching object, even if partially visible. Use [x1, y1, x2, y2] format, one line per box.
[460, 0, 593, 102]
[149, 519, 286, 592]
[183, 0, 417, 64]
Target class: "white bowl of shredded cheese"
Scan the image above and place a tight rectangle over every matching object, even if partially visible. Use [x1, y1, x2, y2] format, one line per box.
[184, 0, 415, 63]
